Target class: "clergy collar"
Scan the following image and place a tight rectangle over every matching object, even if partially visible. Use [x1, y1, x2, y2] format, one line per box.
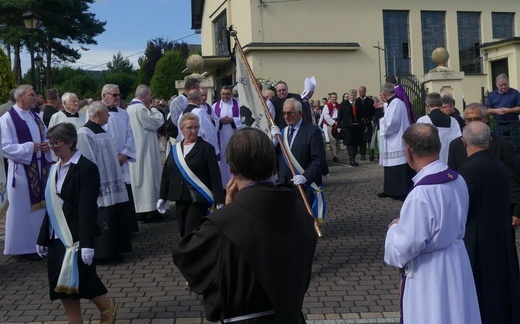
[84, 120, 106, 134]
[108, 106, 118, 113]
[63, 110, 79, 118]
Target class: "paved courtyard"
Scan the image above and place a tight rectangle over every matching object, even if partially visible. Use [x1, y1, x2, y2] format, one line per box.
[0, 150, 518, 323]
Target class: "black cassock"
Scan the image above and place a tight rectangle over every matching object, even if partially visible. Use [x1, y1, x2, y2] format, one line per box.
[458, 149, 520, 324]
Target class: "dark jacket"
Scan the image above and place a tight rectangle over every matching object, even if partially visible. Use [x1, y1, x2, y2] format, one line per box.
[37, 155, 100, 248]
[160, 137, 224, 205]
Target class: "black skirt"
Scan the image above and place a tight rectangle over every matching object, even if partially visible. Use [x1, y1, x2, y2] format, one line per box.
[47, 238, 107, 301]
[383, 164, 415, 197]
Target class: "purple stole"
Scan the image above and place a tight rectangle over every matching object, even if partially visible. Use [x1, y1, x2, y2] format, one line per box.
[214, 99, 239, 161]
[214, 98, 239, 122]
[8, 107, 50, 211]
[400, 168, 458, 324]
[395, 85, 416, 124]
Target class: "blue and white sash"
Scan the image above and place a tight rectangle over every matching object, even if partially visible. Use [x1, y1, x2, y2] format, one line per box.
[172, 143, 214, 212]
[282, 128, 327, 219]
[44, 164, 80, 294]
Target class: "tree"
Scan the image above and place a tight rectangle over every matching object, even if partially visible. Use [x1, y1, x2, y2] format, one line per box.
[0, 0, 106, 88]
[107, 51, 135, 74]
[137, 38, 175, 85]
[0, 47, 16, 102]
[150, 50, 185, 99]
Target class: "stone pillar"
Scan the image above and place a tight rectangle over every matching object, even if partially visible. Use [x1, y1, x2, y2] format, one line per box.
[175, 54, 215, 103]
[421, 48, 465, 110]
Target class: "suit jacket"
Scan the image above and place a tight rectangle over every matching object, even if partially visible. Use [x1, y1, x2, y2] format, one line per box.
[271, 94, 304, 128]
[337, 99, 366, 128]
[448, 133, 520, 216]
[37, 155, 101, 249]
[42, 104, 59, 127]
[457, 149, 520, 324]
[277, 121, 324, 186]
[160, 138, 224, 204]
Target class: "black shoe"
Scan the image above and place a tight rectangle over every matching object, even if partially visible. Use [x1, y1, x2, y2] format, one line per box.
[333, 156, 338, 162]
[377, 192, 389, 198]
[369, 155, 375, 161]
[350, 158, 359, 166]
[360, 156, 366, 161]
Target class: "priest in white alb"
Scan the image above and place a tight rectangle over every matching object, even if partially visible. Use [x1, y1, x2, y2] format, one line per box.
[212, 85, 241, 188]
[126, 85, 165, 220]
[0, 85, 51, 260]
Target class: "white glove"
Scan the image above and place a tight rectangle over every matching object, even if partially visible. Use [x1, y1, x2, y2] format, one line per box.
[325, 173, 330, 180]
[270, 125, 281, 137]
[270, 126, 281, 146]
[36, 245, 48, 258]
[157, 199, 166, 214]
[291, 174, 307, 185]
[216, 204, 224, 210]
[81, 248, 95, 266]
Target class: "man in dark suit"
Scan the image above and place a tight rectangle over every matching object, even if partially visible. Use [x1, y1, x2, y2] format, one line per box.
[358, 86, 375, 161]
[337, 88, 366, 166]
[441, 93, 465, 132]
[271, 81, 305, 128]
[271, 98, 325, 205]
[448, 102, 520, 227]
[457, 121, 520, 324]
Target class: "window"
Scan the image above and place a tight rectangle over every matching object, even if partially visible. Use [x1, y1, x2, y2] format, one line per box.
[421, 11, 446, 74]
[383, 10, 411, 76]
[457, 12, 482, 74]
[492, 12, 515, 39]
[214, 12, 229, 56]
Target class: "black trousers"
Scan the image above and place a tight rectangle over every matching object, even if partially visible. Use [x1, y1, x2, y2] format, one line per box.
[175, 200, 208, 237]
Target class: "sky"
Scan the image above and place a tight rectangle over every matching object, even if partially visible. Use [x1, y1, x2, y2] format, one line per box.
[20, 0, 201, 73]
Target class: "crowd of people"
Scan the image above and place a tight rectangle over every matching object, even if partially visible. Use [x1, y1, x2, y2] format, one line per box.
[0, 70, 519, 323]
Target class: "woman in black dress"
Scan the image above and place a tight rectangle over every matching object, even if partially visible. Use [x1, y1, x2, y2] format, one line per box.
[37, 123, 117, 324]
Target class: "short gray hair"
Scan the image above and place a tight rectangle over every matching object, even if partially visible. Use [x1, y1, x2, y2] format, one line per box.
[426, 92, 442, 108]
[180, 112, 199, 129]
[465, 102, 487, 117]
[496, 73, 509, 84]
[284, 98, 302, 113]
[61, 92, 78, 104]
[463, 121, 490, 148]
[441, 94, 455, 106]
[381, 83, 395, 95]
[46, 122, 78, 151]
[101, 84, 119, 96]
[348, 89, 357, 96]
[87, 101, 107, 119]
[14, 84, 33, 100]
[135, 84, 150, 99]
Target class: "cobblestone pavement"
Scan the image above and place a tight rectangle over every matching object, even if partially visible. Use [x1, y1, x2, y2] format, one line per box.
[0, 150, 518, 323]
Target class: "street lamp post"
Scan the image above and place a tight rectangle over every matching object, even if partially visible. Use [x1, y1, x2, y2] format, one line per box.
[22, 11, 39, 89]
[35, 54, 43, 93]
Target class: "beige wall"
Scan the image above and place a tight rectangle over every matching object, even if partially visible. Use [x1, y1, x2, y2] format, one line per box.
[199, 0, 520, 108]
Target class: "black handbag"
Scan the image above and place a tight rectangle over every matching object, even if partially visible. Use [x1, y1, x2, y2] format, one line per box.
[188, 185, 207, 204]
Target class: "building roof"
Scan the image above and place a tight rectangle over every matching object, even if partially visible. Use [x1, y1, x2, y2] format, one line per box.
[481, 37, 520, 49]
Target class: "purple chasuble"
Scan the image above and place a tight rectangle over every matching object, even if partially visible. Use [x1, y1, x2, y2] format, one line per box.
[8, 107, 50, 210]
[214, 98, 239, 120]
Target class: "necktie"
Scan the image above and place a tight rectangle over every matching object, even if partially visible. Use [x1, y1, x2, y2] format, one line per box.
[288, 127, 295, 144]
[352, 103, 357, 119]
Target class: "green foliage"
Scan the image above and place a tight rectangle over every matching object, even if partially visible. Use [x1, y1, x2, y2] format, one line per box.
[0, 47, 15, 102]
[49, 66, 100, 99]
[150, 50, 185, 99]
[107, 51, 135, 74]
[102, 71, 136, 102]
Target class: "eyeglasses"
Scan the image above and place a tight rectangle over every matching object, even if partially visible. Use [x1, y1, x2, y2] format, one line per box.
[465, 117, 483, 123]
[49, 140, 62, 148]
[108, 93, 120, 97]
[282, 111, 295, 116]
[184, 126, 200, 131]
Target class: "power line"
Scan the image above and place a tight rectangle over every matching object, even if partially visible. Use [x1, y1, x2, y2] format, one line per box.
[76, 33, 198, 71]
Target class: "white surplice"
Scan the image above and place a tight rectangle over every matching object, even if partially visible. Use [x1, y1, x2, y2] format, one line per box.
[101, 107, 136, 184]
[212, 99, 242, 188]
[77, 126, 128, 207]
[384, 160, 481, 324]
[379, 96, 410, 167]
[0, 105, 51, 255]
[48, 111, 86, 161]
[126, 100, 164, 213]
[416, 114, 461, 165]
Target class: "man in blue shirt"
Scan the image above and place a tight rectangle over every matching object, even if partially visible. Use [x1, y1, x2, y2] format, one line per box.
[486, 73, 520, 171]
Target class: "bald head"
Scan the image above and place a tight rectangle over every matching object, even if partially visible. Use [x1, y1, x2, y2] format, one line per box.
[463, 121, 490, 149]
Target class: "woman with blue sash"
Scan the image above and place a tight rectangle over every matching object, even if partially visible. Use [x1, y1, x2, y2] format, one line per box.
[158, 113, 224, 237]
[36, 123, 117, 324]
